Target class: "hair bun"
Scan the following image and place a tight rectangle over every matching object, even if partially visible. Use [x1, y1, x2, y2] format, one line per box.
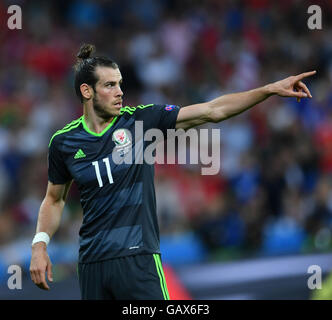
[77, 44, 95, 60]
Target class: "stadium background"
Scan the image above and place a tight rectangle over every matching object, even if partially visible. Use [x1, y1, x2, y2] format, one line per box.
[0, 0, 332, 299]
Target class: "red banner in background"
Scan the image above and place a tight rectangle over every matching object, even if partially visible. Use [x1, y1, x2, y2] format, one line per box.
[163, 264, 192, 300]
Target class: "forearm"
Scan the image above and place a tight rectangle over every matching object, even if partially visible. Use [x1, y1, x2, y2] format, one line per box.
[31, 195, 63, 290]
[35, 197, 65, 239]
[208, 84, 274, 122]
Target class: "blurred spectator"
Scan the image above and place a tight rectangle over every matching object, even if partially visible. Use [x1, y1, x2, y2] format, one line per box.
[193, 193, 246, 252]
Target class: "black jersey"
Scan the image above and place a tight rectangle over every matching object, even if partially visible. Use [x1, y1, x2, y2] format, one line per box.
[48, 104, 180, 263]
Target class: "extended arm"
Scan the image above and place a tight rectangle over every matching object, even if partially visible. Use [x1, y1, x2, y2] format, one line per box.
[30, 180, 72, 290]
[176, 71, 316, 130]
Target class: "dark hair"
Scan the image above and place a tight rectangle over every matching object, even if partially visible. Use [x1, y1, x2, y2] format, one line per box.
[74, 44, 119, 102]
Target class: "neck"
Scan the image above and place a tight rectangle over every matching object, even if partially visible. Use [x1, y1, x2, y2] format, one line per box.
[83, 104, 115, 134]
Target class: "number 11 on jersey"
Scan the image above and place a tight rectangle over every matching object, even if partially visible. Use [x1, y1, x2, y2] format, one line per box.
[92, 157, 114, 187]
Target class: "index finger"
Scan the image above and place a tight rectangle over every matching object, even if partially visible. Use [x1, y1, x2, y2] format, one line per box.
[295, 70, 317, 81]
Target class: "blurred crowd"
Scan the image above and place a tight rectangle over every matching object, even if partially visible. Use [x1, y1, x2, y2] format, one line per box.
[1, 0, 332, 270]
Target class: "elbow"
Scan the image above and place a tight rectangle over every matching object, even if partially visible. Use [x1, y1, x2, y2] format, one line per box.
[208, 107, 227, 123]
[43, 194, 65, 210]
[210, 116, 221, 123]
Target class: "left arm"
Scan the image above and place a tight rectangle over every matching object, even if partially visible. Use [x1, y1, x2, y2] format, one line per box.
[176, 71, 316, 130]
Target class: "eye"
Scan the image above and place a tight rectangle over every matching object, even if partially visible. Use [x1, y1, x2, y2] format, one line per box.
[105, 81, 122, 88]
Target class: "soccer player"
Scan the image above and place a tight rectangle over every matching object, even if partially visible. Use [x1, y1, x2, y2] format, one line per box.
[29, 43, 315, 299]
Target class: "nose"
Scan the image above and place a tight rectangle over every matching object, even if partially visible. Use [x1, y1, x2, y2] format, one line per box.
[116, 85, 123, 97]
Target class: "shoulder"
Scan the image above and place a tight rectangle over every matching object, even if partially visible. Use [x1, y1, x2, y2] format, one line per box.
[48, 116, 83, 148]
[119, 104, 155, 117]
[120, 104, 179, 118]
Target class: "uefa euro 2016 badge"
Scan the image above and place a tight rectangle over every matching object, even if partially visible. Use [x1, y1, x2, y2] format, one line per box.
[112, 129, 132, 157]
[165, 104, 177, 111]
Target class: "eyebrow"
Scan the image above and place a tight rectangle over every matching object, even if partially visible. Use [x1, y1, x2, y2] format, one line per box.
[104, 79, 123, 85]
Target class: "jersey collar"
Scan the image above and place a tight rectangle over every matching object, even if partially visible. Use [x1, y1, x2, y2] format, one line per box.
[82, 115, 118, 137]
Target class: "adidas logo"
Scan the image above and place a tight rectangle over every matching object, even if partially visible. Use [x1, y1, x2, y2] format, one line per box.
[74, 149, 86, 159]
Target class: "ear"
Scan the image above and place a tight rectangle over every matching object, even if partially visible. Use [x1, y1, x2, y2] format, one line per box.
[80, 83, 93, 100]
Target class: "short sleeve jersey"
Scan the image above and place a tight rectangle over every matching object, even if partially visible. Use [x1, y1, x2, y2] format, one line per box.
[48, 104, 180, 263]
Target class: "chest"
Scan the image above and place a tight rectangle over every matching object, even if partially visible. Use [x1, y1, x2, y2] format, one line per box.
[62, 123, 146, 188]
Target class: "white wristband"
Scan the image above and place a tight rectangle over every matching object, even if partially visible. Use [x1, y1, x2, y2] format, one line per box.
[32, 232, 50, 246]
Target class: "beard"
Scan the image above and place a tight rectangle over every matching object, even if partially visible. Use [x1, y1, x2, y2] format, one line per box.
[92, 95, 114, 120]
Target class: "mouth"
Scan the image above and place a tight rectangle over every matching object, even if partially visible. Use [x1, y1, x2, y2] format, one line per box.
[114, 102, 122, 108]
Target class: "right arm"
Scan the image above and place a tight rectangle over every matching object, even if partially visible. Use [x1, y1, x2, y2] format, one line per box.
[175, 71, 316, 130]
[29, 180, 72, 290]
